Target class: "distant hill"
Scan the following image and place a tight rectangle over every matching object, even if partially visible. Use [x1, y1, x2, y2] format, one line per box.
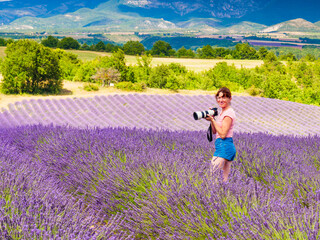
[260, 18, 320, 33]
[176, 18, 222, 32]
[0, 0, 107, 24]
[218, 21, 267, 34]
[314, 21, 320, 27]
[1, 1, 178, 31]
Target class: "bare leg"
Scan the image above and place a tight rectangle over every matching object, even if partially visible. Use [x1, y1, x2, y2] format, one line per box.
[211, 157, 232, 182]
[210, 157, 224, 182]
[222, 160, 232, 182]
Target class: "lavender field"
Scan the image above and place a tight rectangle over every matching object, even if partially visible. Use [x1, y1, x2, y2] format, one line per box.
[1, 94, 320, 136]
[1, 95, 320, 239]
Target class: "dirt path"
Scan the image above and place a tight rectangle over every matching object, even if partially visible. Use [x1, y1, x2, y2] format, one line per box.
[0, 80, 250, 112]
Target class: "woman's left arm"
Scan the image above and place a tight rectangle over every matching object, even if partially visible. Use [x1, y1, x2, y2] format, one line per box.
[211, 116, 232, 139]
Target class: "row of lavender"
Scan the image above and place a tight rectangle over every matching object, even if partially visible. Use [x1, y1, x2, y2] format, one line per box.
[1, 125, 320, 239]
[1, 94, 320, 135]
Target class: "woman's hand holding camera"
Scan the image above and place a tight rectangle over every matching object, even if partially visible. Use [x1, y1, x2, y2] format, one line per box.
[205, 114, 215, 122]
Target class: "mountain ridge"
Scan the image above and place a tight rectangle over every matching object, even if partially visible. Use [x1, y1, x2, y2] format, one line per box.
[0, 0, 319, 35]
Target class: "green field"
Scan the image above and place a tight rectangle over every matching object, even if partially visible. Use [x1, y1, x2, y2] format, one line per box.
[0, 47, 263, 72]
[66, 50, 264, 71]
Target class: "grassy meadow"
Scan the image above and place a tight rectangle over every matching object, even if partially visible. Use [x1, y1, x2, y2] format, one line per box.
[66, 49, 264, 71]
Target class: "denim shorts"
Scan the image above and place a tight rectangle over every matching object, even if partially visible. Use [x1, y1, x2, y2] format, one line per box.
[213, 137, 236, 161]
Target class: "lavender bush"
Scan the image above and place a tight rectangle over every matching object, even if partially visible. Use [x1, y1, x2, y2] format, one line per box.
[1, 124, 320, 239]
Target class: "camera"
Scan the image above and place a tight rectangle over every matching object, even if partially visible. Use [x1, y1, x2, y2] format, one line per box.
[193, 107, 218, 120]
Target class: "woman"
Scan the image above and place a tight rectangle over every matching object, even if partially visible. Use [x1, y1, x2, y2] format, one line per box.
[205, 87, 236, 182]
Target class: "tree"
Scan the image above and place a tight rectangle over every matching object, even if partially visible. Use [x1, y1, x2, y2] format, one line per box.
[278, 52, 297, 61]
[133, 54, 153, 82]
[1, 39, 62, 94]
[0, 38, 6, 46]
[57, 37, 80, 50]
[148, 64, 171, 88]
[264, 52, 278, 63]
[176, 46, 195, 58]
[73, 60, 99, 82]
[212, 47, 231, 59]
[123, 41, 145, 55]
[94, 41, 106, 51]
[6, 39, 14, 45]
[98, 49, 128, 82]
[54, 49, 81, 80]
[41, 36, 59, 48]
[105, 43, 117, 52]
[258, 47, 269, 59]
[232, 43, 259, 59]
[151, 40, 175, 57]
[91, 67, 120, 86]
[303, 53, 316, 62]
[198, 45, 214, 58]
[80, 43, 90, 50]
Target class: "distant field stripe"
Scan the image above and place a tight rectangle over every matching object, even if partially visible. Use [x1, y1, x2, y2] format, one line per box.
[1, 94, 320, 136]
[132, 94, 168, 129]
[91, 96, 117, 126]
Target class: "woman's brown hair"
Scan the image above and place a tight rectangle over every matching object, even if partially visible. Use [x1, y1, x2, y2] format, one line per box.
[216, 87, 232, 99]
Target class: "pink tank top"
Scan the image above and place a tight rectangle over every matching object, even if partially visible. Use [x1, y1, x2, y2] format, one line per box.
[216, 107, 236, 139]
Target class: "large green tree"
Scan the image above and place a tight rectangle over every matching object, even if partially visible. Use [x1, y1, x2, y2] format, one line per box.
[123, 41, 145, 55]
[176, 46, 195, 58]
[1, 40, 62, 94]
[151, 40, 175, 56]
[232, 43, 259, 59]
[41, 36, 59, 48]
[57, 37, 80, 50]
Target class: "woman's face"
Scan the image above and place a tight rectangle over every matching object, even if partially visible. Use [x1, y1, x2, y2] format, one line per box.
[216, 92, 231, 109]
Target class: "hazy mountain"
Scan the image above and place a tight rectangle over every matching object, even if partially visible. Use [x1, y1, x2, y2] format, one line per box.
[0, 1, 178, 31]
[118, 0, 320, 26]
[0, 0, 319, 33]
[218, 21, 267, 34]
[118, 0, 268, 20]
[314, 21, 320, 27]
[0, 0, 319, 26]
[260, 18, 320, 33]
[0, 1, 110, 25]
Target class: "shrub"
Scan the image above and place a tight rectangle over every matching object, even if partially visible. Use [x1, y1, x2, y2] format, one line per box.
[1, 39, 62, 94]
[91, 67, 120, 87]
[115, 81, 146, 92]
[83, 83, 99, 91]
[54, 49, 81, 80]
[247, 85, 262, 96]
[73, 60, 99, 82]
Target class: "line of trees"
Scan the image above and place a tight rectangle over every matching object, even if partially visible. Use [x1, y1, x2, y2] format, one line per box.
[1, 39, 320, 106]
[2, 35, 319, 62]
[39, 35, 320, 61]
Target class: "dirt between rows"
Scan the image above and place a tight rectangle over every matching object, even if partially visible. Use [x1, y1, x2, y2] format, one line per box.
[0, 80, 250, 112]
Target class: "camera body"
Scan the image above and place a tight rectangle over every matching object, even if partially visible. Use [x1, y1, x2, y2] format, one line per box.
[193, 107, 218, 120]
